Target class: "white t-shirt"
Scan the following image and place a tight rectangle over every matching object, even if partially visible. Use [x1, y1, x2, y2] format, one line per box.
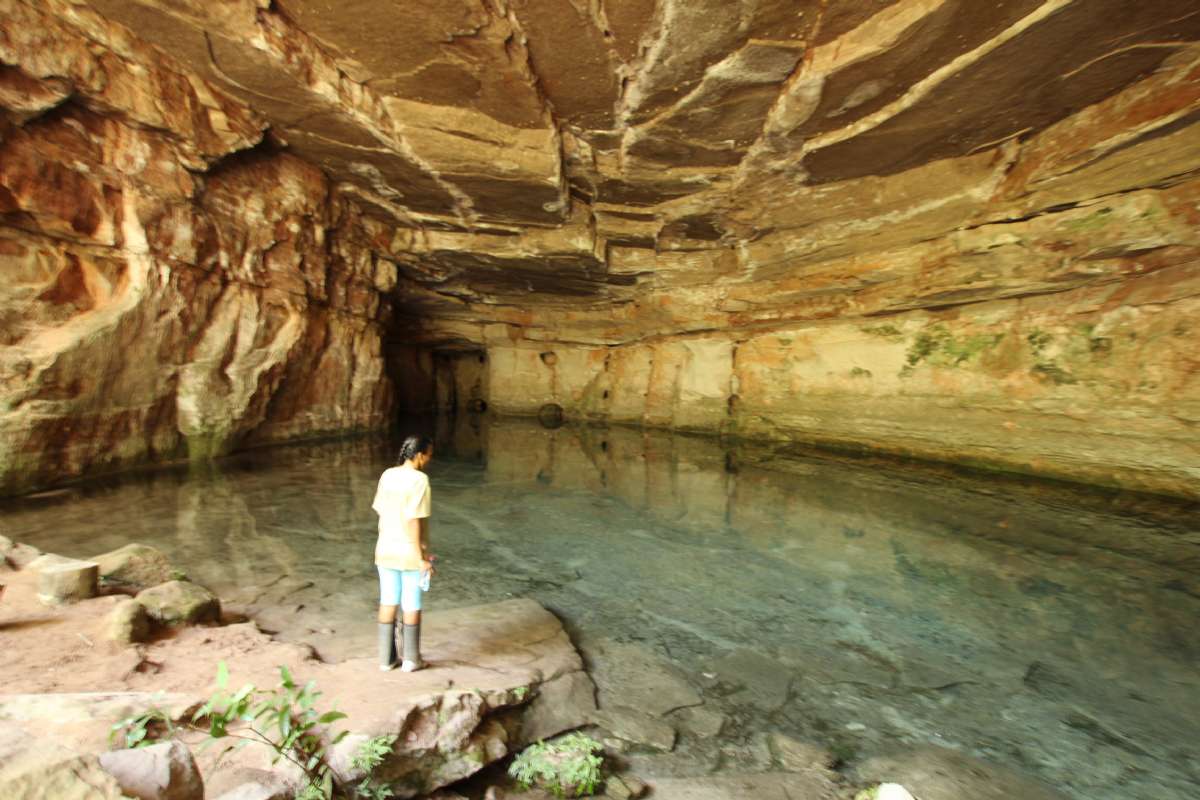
[372, 466, 431, 569]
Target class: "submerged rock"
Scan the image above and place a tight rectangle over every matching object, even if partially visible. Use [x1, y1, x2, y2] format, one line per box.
[586, 639, 702, 718]
[136, 581, 220, 626]
[671, 705, 725, 740]
[766, 733, 835, 775]
[854, 746, 1070, 800]
[644, 771, 839, 800]
[592, 707, 676, 752]
[602, 774, 648, 800]
[711, 649, 793, 711]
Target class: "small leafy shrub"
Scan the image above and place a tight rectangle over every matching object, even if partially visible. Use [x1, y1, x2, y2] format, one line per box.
[112, 662, 396, 800]
[350, 734, 399, 800]
[194, 662, 350, 799]
[109, 708, 175, 749]
[508, 732, 604, 798]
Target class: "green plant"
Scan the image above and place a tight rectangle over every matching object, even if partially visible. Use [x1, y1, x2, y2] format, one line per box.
[351, 735, 399, 800]
[193, 662, 349, 799]
[509, 732, 604, 798]
[900, 325, 1004, 376]
[1026, 329, 1053, 355]
[109, 708, 176, 750]
[110, 663, 395, 800]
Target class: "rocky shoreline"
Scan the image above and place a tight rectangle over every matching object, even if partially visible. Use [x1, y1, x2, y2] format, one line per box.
[0, 536, 1068, 800]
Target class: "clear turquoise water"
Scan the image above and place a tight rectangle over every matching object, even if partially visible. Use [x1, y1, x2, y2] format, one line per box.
[4, 414, 1198, 799]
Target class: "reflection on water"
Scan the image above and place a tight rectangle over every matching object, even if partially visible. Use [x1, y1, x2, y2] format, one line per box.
[4, 414, 1199, 800]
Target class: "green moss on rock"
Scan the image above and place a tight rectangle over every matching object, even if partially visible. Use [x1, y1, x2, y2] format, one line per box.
[901, 325, 1004, 375]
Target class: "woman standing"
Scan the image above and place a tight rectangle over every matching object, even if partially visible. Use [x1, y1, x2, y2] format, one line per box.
[372, 434, 435, 671]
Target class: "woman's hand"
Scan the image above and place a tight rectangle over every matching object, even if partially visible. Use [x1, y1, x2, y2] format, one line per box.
[420, 559, 435, 577]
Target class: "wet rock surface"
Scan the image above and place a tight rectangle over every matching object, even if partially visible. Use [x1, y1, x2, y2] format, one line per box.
[0, 543, 597, 798]
[854, 746, 1072, 800]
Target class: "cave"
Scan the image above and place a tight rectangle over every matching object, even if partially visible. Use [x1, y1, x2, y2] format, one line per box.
[1, 1, 1199, 799]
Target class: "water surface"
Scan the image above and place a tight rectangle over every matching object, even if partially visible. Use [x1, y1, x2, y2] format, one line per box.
[4, 414, 1198, 800]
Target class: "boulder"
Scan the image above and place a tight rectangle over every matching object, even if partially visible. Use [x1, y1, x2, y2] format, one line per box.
[210, 770, 294, 800]
[26, 553, 76, 572]
[105, 598, 153, 644]
[0, 726, 127, 800]
[603, 774, 648, 800]
[0, 536, 41, 568]
[94, 544, 178, 591]
[136, 581, 220, 626]
[98, 739, 203, 800]
[515, 670, 597, 747]
[36, 560, 99, 605]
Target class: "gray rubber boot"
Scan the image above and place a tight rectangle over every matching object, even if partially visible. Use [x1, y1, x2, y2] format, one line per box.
[378, 622, 397, 671]
[400, 622, 422, 671]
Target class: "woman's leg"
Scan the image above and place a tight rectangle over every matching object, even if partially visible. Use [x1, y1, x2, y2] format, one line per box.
[377, 568, 402, 670]
[398, 570, 424, 670]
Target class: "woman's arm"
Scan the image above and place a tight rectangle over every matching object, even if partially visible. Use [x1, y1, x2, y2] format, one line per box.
[406, 517, 433, 572]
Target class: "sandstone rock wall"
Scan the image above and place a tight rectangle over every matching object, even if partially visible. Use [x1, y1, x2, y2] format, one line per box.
[4, 0, 1199, 498]
[482, 255, 1198, 497]
[0, 1, 398, 494]
[404, 44, 1200, 499]
[448, 173, 1200, 496]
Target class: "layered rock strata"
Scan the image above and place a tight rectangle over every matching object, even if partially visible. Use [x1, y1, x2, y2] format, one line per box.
[2, 0, 1199, 497]
[394, 43, 1200, 498]
[0, 0, 397, 493]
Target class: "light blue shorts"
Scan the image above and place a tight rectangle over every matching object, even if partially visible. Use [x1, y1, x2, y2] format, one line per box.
[377, 567, 425, 611]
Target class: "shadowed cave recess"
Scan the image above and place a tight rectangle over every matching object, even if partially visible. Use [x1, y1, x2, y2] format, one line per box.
[1, 0, 1199, 798]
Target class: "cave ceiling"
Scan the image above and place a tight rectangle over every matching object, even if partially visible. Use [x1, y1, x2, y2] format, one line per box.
[74, 0, 1200, 313]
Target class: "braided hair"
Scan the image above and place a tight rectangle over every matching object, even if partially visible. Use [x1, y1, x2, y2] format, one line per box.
[397, 434, 433, 465]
